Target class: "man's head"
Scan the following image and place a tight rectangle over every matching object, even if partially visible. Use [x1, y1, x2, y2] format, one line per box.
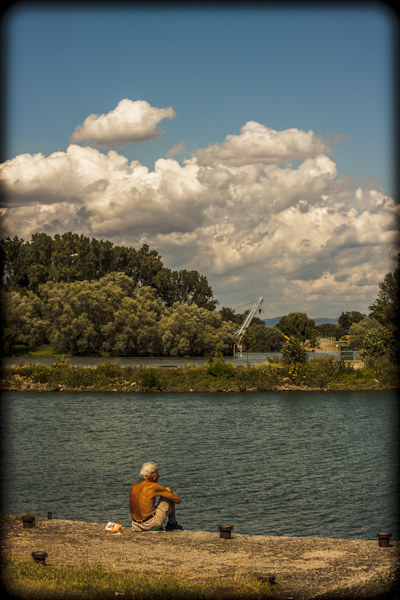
[139, 461, 159, 481]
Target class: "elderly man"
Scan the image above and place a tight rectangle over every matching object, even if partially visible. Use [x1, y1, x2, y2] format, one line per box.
[130, 461, 182, 531]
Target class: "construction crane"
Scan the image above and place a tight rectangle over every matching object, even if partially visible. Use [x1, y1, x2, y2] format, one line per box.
[233, 296, 264, 343]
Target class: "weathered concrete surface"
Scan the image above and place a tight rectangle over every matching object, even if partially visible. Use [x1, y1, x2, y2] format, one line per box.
[1, 519, 399, 599]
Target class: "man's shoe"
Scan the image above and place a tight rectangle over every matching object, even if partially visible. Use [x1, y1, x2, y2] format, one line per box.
[165, 522, 183, 531]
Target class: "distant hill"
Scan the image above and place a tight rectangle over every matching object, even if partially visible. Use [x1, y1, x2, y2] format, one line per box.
[262, 317, 338, 326]
[314, 317, 338, 325]
[262, 317, 283, 327]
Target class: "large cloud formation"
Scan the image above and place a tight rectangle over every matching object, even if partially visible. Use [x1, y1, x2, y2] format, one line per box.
[192, 121, 330, 166]
[70, 99, 176, 147]
[1, 101, 398, 316]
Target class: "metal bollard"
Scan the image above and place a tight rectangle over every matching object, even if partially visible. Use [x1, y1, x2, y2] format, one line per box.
[22, 515, 35, 529]
[377, 533, 392, 547]
[31, 551, 48, 564]
[218, 525, 233, 539]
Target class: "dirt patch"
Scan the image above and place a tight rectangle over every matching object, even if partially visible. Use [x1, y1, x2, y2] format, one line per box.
[317, 339, 339, 352]
[1, 519, 399, 599]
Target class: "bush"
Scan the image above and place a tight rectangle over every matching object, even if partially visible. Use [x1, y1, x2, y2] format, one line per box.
[95, 362, 120, 378]
[140, 368, 164, 391]
[206, 354, 235, 378]
[281, 338, 307, 364]
[31, 365, 51, 383]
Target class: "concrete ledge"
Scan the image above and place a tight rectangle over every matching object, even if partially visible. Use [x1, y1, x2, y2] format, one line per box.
[1, 518, 399, 599]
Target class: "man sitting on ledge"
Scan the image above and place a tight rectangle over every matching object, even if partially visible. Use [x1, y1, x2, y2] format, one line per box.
[130, 461, 182, 531]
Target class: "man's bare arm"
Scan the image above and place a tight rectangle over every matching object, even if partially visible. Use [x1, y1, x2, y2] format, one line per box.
[152, 483, 181, 503]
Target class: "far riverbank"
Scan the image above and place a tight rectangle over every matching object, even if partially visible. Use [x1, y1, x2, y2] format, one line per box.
[1, 358, 397, 393]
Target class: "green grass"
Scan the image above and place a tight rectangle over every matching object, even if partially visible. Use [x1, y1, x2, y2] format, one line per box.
[1, 559, 280, 600]
[9, 345, 118, 358]
[9, 345, 70, 358]
[1, 358, 398, 393]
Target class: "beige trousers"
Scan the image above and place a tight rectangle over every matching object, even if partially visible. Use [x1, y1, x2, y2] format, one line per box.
[131, 499, 172, 531]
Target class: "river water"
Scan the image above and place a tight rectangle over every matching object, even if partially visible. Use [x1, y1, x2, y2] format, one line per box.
[1, 390, 398, 540]
[2, 350, 346, 368]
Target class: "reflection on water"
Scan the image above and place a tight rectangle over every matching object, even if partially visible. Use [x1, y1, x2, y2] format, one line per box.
[1, 390, 398, 539]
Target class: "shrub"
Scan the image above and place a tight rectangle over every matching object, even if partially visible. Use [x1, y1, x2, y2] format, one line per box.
[206, 354, 235, 378]
[31, 365, 51, 383]
[281, 338, 307, 364]
[140, 368, 164, 391]
[95, 362, 120, 378]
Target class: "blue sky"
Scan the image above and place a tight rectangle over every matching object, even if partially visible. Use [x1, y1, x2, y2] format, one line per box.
[1, 3, 398, 317]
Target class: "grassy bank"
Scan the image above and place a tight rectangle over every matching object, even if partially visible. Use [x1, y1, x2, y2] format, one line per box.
[1, 357, 398, 392]
[1, 559, 279, 600]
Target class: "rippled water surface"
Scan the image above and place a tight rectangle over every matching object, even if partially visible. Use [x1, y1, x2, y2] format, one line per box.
[1, 390, 398, 539]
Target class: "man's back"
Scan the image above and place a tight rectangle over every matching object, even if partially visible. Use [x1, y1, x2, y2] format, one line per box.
[130, 480, 158, 520]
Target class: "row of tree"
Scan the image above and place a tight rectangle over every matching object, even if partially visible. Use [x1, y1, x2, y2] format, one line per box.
[0, 233, 216, 309]
[1, 274, 234, 356]
[1, 232, 398, 360]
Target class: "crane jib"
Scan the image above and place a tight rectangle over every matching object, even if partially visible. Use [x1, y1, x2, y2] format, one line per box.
[234, 296, 264, 342]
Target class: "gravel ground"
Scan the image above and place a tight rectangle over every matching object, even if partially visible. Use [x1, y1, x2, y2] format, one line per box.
[1, 518, 399, 599]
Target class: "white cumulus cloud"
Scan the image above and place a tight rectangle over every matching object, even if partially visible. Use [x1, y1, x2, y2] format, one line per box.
[70, 99, 176, 147]
[1, 110, 398, 316]
[191, 121, 331, 166]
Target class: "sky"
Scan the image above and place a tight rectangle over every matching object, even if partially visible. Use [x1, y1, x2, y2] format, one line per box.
[0, 2, 398, 318]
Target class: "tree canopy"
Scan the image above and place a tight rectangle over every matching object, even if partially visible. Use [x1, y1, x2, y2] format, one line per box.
[368, 254, 399, 330]
[0, 232, 216, 309]
[276, 312, 316, 342]
[1, 275, 234, 357]
[0, 232, 227, 356]
[338, 311, 366, 333]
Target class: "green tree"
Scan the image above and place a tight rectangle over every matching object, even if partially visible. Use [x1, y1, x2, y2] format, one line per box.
[349, 317, 392, 353]
[101, 286, 164, 356]
[338, 311, 366, 334]
[241, 323, 285, 352]
[37, 273, 137, 354]
[0, 236, 30, 289]
[306, 328, 319, 350]
[155, 268, 216, 310]
[315, 323, 341, 339]
[219, 306, 242, 325]
[160, 303, 235, 356]
[0, 289, 50, 352]
[369, 261, 399, 328]
[361, 328, 392, 359]
[241, 329, 256, 351]
[368, 254, 400, 362]
[91, 238, 115, 278]
[277, 313, 316, 342]
[26, 232, 55, 291]
[131, 244, 163, 288]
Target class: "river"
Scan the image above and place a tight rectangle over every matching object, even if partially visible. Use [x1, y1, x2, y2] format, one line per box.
[2, 350, 345, 368]
[1, 390, 397, 540]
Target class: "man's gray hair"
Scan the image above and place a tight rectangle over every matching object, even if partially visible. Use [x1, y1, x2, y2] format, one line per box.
[139, 461, 158, 480]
